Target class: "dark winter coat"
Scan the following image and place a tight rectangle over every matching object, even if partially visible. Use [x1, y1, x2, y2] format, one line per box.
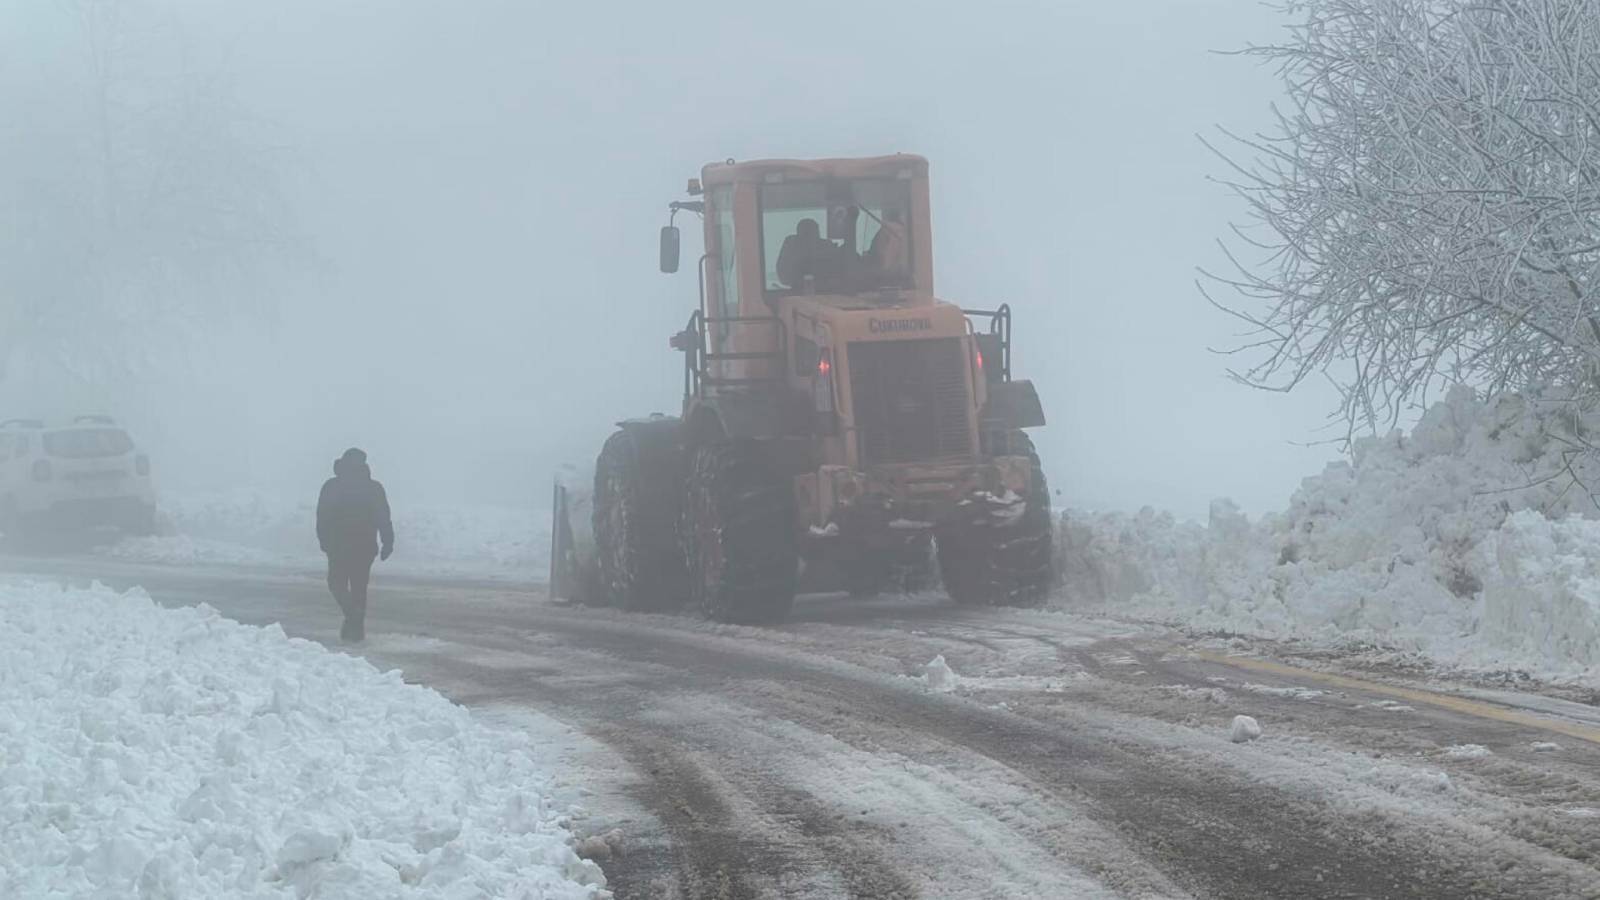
[316, 456, 394, 560]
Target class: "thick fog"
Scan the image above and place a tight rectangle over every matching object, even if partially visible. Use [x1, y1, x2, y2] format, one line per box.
[2, 0, 1341, 518]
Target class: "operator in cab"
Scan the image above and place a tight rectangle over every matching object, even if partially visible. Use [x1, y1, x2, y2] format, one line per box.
[775, 218, 843, 290]
[867, 208, 908, 278]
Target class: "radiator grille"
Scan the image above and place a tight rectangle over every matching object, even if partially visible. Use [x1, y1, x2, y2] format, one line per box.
[847, 338, 973, 465]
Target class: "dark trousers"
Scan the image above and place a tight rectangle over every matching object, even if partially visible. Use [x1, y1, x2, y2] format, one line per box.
[327, 553, 376, 637]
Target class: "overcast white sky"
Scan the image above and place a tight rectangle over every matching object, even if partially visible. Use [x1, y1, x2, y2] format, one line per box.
[5, 0, 1346, 518]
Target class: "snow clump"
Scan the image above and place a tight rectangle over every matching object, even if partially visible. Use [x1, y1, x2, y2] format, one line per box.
[921, 655, 960, 692]
[1228, 715, 1263, 743]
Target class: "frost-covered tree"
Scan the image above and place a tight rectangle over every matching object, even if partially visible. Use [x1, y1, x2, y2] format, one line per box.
[0, 0, 305, 401]
[1208, 0, 1600, 436]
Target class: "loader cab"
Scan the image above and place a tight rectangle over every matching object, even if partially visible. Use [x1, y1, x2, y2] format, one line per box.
[698, 155, 936, 320]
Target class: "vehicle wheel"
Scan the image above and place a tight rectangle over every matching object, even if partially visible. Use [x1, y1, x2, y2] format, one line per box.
[126, 505, 159, 537]
[0, 496, 16, 545]
[936, 431, 1053, 607]
[683, 441, 797, 623]
[6, 513, 50, 554]
[592, 425, 688, 611]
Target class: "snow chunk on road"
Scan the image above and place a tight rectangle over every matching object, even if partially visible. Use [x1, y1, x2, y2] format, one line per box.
[1228, 715, 1263, 743]
[1532, 741, 1563, 753]
[922, 655, 960, 692]
[0, 581, 606, 899]
[1443, 744, 1493, 760]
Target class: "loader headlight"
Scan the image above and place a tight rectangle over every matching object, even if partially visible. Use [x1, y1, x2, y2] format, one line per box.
[814, 349, 835, 414]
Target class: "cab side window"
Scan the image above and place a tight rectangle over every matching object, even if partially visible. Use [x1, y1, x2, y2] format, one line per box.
[710, 185, 739, 350]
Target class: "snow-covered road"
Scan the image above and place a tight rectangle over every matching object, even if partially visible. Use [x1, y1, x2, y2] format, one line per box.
[10, 554, 1600, 899]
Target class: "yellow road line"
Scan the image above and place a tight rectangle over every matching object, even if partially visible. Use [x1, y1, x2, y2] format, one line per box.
[1194, 651, 1600, 747]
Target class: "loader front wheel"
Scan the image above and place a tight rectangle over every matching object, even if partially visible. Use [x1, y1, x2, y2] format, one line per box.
[936, 431, 1053, 607]
[592, 424, 688, 612]
[684, 441, 797, 624]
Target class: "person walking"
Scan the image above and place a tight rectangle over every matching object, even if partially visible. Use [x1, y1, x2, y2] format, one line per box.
[316, 447, 394, 643]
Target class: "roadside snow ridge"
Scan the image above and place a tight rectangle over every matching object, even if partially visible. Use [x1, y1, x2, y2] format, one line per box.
[0, 580, 606, 899]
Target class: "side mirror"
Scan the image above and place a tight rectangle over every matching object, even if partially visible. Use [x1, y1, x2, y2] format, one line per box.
[659, 225, 681, 274]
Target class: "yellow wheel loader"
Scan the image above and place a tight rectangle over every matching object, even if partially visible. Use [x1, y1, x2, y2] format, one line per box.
[551, 155, 1050, 623]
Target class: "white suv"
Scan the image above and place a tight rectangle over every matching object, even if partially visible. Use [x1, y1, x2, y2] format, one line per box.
[0, 417, 158, 539]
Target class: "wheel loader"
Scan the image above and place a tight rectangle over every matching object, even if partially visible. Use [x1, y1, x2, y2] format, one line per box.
[550, 154, 1051, 623]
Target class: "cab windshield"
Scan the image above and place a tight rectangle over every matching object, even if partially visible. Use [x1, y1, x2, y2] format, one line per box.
[760, 177, 913, 297]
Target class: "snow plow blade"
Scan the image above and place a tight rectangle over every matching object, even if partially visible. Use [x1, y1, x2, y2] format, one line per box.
[548, 477, 598, 604]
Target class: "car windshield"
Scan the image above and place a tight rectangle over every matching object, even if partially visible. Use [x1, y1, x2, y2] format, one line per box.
[761, 176, 913, 296]
[43, 428, 135, 459]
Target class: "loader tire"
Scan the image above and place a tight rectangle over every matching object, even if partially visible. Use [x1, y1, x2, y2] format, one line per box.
[592, 423, 688, 612]
[936, 431, 1053, 607]
[684, 441, 797, 624]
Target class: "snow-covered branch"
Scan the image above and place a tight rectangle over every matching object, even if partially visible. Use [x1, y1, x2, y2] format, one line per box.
[1209, 0, 1600, 433]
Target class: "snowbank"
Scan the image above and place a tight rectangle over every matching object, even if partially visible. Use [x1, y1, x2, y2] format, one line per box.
[106, 489, 552, 580]
[1057, 387, 1600, 684]
[0, 581, 606, 898]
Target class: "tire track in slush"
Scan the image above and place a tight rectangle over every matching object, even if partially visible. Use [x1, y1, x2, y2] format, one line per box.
[435, 664, 921, 900]
[470, 610, 1598, 900]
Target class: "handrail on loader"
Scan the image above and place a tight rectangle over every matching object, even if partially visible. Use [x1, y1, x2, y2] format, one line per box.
[962, 303, 1013, 382]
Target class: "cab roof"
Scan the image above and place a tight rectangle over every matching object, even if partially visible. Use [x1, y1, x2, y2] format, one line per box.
[700, 154, 928, 188]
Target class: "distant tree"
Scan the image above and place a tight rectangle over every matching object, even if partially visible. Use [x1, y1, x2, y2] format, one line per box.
[1207, 0, 1600, 436]
[0, 0, 306, 398]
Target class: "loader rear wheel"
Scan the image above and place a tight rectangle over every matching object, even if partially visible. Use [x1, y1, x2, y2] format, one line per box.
[936, 431, 1053, 607]
[684, 441, 797, 624]
[592, 424, 688, 612]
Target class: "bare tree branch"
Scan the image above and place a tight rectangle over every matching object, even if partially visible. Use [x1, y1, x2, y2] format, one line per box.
[1209, 0, 1600, 439]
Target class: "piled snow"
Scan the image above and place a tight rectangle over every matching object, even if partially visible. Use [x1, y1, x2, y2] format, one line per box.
[1228, 715, 1262, 743]
[106, 489, 551, 579]
[1057, 387, 1600, 684]
[0, 581, 606, 898]
[921, 655, 960, 692]
[1443, 744, 1493, 760]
